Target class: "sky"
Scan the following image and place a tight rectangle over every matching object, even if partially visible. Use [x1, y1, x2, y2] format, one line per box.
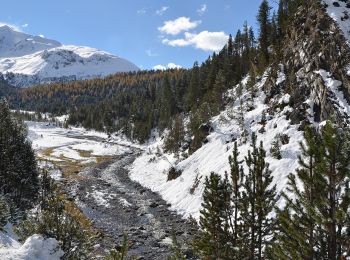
[0, 0, 269, 70]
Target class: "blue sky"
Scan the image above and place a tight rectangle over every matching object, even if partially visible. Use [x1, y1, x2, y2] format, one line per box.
[1, 0, 268, 70]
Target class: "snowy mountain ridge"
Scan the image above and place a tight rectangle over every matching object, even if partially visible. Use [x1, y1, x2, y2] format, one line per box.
[0, 25, 139, 87]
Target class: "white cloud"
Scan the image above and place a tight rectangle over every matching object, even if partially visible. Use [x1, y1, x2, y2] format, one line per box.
[153, 63, 182, 70]
[153, 65, 167, 70]
[156, 6, 169, 16]
[146, 49, 159, 57]
[137, 8, 147, 15]
[158, 17, 201, 35]
[162, 38, 190, 47]
[197, 4, 207, 16]
[38, 34, 45, 38]
[22, 23, 29, 28]
[162, 31, 228, 52]
[0, 22, 21, 32]
[167, 63, 182, 69]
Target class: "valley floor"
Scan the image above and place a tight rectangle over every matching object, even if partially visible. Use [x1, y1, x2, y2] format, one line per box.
[26, 121, 195, 259]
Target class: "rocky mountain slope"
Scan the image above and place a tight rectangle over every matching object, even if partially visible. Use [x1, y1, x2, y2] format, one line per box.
[0, 25, 139, 87]
[129, 0, 350, 219]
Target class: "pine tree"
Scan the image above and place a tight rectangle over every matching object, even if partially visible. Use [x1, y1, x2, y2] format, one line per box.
[159, 76, 176, 130]
[0, 98, 39, 211]
[270, 135, 282, 160]
[211, 69, 226, 112]
[269, 122, 350, 259]
[240, 133, 277, 259]
[234, 99, 249, 144]
[317, 122, 350, 259]
[277, 0, 288, 36]
[106, 234, 128, 260]
[186, 62, 200, 109]
[268, 126, 323, 259]
[194, 172, 234, 259]
[257, 0, 272, 69]
[228, 142, 244, 246]
[224, 34, 235, 85]
[164, 114, 185, 155]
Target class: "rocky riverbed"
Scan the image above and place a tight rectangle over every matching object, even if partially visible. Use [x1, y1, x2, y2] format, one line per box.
[65, 152, 196, 259]
[27, 122, 197, 259]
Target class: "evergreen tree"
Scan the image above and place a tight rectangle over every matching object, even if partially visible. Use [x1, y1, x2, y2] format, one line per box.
[228, 142, 244, 246]
[194, 172, 234, 259]
[186, 62, 200, 109]
[269, 122, 350, 259]
[106, 234, 128, 260]
[240, 133, 277, 259]
[211, 69, 226, 112]
[268, 126, 323, 259]
[318, 122, 350, 259]
[277, 0, 288, 36]
[0, 98, 39, 210]
[159, 76, 176, 130]
[164, 114, 185, 155]
[270, 134, 282, 160]
[257, 0, 272, 69]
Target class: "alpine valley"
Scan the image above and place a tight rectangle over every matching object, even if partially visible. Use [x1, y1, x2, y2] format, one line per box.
[0, 0, 350, 259]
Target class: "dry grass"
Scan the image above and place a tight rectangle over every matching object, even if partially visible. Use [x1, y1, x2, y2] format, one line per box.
[96, 155, 114, 163]
[39, 147, 114, 180]
[77, 149, 93, 158]
[64, 199, 93, 229]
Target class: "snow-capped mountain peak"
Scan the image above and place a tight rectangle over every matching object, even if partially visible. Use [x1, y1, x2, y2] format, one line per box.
[0, 25, 139, 87]
[0, 25, 61, 58]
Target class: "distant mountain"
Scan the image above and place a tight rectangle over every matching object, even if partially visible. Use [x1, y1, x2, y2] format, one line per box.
[0, 25, 139, 87]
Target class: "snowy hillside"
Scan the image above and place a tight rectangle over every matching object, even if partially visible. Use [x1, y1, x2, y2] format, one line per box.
[0, 25, 139, 87]
[129, 72, 304, 220]
[128, 0, 350, 221]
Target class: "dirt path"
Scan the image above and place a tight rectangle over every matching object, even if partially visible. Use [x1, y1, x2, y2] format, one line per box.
[65, 152, 196, 259]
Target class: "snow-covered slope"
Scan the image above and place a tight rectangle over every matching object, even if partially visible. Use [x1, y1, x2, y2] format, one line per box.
[0, 26, 139, 87]
[0, 25, 61, 58]
[323, 0, 350, 45]
[129, 2, 350, 220]
[129, 72, 303, 220]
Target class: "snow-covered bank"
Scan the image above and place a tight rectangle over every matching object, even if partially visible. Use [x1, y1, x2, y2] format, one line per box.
[26, 121, 142, 164]
[0, 226, 63, 260]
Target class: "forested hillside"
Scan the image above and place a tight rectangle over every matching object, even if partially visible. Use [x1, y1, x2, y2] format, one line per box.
[8, 9, 261, 144]
[6, 1, 304, 152]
